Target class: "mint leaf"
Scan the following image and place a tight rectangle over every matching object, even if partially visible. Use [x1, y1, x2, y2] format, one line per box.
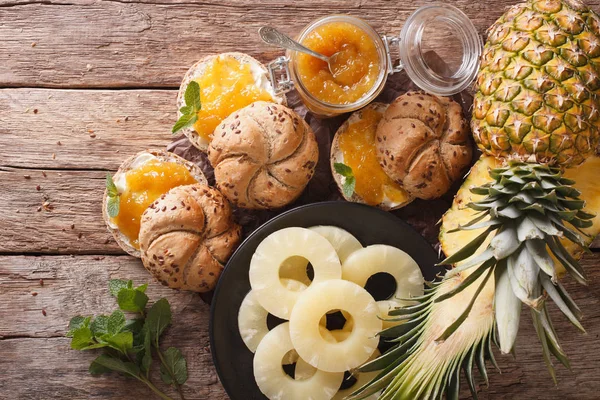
[172, 113, 197, 134]
[107, 310, 126, 335]
[334, 162, 354, 178]
[103, 331, 133, 354]
[343, 176, 356, 199]
[90, 354, 140, 378]
[140, 326, 153, 377]
[71, 326, 94, 350]
[106, 173, 119, 197]
[109, 279, 131, 297]
[67, 316, 90, 337]
[90, 315, 109, 337]
[145, 298, 171, 346]
[107, 196, 120, 218]
[160, 347, 187, 385]
[184, 81, 202, 112]
[117, 289, 149, 313]
[89, 360, 112, 375]
[173, 81, 201, 134]
[135, 283, 148, 293]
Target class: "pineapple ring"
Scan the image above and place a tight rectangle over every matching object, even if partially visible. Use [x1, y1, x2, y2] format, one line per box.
[250, 227, 342, 319]
[253, 322, 344, 400]
[238, 279, 307, 352]
[279, 226, 362, 285]
[289, 280, 382, 373]
[342, 245, 424, 329]
[296, 350, 382, 400]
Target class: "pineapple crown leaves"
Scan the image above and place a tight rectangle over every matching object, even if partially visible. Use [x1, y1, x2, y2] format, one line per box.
[436, 161, 594, 381]
[348, 280, 500, 400]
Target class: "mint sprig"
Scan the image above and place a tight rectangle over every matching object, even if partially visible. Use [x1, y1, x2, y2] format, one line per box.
[334, 162, 356, 199]
[172, 81, 201, 134]
[106, 173, 120, 218]
[67, 279, 188, 400]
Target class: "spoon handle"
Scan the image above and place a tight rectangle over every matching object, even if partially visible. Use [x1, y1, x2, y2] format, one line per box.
[259, 26, 330, 63]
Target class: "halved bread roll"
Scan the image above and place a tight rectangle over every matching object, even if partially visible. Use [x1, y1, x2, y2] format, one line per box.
[331, 103, 413, 210]
[102, 150, 207, 258]
[138, 184, 241, 292]
[177, 52, 286, 152]
[208, 101, 319, 210]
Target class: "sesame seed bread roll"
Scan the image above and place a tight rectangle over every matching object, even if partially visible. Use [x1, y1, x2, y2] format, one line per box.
[208, 101, 319, 210]
[376, 92, 472, 200]
[102, 150, 207, 258]
[138, 184, 241, 292]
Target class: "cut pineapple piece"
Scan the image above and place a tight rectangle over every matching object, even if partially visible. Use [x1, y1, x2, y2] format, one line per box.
[296, 350, 382, 400]
[440, 156, 600, 276]
[279, 226, 362, 285]
[289, 280, 381, 373]
[238, 279, 307, 352]
[342, 245, 424, 329]
[253, 322, 344, 400]
[250, 227, 342, 319]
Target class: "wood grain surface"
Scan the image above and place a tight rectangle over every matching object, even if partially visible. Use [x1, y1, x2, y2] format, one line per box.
[1, 0, 600, 399]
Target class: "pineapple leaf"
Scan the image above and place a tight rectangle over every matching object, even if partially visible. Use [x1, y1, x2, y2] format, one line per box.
[531, 308, 558, 384]
[435, 258, 495, 303]
[495, 261, 522, 354]
[517, 217, 544, 241]
[540, 274, 585, 333]
[545, 236, 587, 285]
[464, 346, 478, 398]
[435, 266, 495, 342]
[525, 239, 556, 279]
[440, 226, 496, 265]
[490, 224, 521, 259]
[507, 247, 543, 310]
[475, 340, 489, 386]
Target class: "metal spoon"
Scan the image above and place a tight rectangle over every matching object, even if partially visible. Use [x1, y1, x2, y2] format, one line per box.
[259, 26, 345, 78]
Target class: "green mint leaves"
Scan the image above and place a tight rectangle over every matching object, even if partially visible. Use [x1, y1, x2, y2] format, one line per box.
[334, 162, 356, 199]
[106, 173, 120, 218]
[67, 279, 187, 400]
[172, 81, 201, 134]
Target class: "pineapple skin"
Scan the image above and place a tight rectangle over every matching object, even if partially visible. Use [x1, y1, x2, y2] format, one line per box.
[440, 155, 600, 275]
[472, 0, 600, 168]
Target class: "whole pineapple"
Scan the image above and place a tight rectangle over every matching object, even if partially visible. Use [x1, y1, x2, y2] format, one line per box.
[472, 0, 600, 167]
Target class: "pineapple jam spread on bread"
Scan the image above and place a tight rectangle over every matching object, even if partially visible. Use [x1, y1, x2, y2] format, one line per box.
[331, 103, 412, 210]
[376, 91, 472, 200]
[103, 150, 207, 257]
[208, 101, 319, 210]
[139, 184, 241, 292]
[177, 53, 286, 152]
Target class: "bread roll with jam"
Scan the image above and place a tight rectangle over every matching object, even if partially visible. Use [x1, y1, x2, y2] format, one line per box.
[138, 184, 241, 292]
[102, 150, 207, 258]
[208, 101, 319, 210]
[376, 92, 472, 200]
[177, 52, 286, 152]
[330, 103, 413, 210]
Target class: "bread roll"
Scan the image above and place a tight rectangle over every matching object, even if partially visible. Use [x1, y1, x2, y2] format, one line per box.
[376, 92, 472, 199]
[138, 184, 241, 292]
[330, 103, 413, 210]
[177, 52, 286, 152]
[102, 150, 207, 258]
[208, 101, 319, 209]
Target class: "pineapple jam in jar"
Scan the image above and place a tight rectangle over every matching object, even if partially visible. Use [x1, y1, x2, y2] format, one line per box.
[111, 160, 197, 248]
[295, 21, 381, 105]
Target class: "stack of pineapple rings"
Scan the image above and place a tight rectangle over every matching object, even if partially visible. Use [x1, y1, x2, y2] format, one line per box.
[238, 226, 425, 400]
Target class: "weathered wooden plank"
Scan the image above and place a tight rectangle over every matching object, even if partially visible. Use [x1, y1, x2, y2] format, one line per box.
[2, 164, 600, 255]
[0, 88, 175, 170]
[0, 167, 120, 254]
[0, 255, 599, 399]
[4, 0, 598, 88]
[0, 255, 226, 399]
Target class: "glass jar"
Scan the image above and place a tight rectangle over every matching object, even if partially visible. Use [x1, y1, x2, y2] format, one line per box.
[266, 3, 482, 117]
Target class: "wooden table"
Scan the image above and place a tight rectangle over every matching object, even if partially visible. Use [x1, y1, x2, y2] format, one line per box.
[1, 0, 600, 399]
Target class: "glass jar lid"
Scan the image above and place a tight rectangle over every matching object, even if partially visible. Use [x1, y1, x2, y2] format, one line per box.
[398, 3, 482, 96]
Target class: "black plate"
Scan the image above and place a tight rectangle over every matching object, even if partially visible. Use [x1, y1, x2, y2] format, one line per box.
[209, 201, 442, 400]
